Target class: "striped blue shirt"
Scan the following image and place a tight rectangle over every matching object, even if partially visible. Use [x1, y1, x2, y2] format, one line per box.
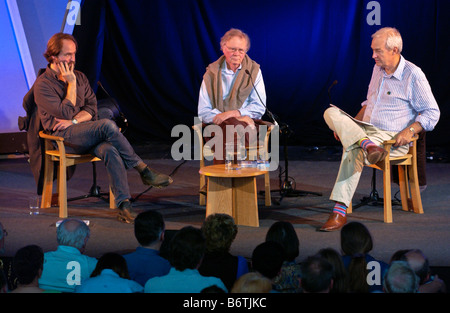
[362, 55, 440, 132]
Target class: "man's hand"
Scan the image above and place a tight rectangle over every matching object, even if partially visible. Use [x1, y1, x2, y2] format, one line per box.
[236, 115, 256, 129]
[212, 110, 240, 125]
[394, 128, 415, 147]
[57, 62, 76, 84]
[52, 118, 73, 131]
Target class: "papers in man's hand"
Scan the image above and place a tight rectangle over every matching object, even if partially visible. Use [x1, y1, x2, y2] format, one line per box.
[329, 104, 373, 126]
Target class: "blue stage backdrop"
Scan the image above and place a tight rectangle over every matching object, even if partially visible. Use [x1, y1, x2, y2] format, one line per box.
[72, 0, 449, 147]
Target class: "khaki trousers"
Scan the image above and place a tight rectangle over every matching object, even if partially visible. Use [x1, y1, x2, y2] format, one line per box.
[323, 107, 409, 207]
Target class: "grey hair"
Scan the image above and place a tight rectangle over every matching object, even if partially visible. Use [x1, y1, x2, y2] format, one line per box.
[220, 28, 250, 52]
[372, 27, 403, 53]
[56, 219, 90, 251]
[383, 261, 419, 293]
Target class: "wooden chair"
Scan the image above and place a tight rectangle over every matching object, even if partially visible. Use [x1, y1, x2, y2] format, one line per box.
[347, 135, 423, 223]
[193, 123, 274, 207]
[39, 131, 116, 218]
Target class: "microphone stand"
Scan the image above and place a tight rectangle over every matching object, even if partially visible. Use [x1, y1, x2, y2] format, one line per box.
[245, 70, 321, 204]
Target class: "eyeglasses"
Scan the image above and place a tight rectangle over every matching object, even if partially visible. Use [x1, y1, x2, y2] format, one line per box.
[225, 45, 247, 54]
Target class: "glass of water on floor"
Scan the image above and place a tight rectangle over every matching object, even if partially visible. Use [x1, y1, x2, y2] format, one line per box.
[29, 195, 40, 215]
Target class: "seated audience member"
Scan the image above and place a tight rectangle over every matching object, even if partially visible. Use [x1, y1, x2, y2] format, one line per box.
[144, 226, 227, 293]
[11, 245, 60, 293]
[300, 255, 334, 293]
[265, 221, 302, 293]
[76, 252, 143, 293]
[401, 249, 447, 293]
[340, 221, 388, 293]
[231, 272, 273, 293]
[317, 248, 349, 293]
[251, 241, 285, 292]
[198, 214, 248, 291]
[39, 219, 97, 292]
[383, 261, 419, 293]
[123, 211, 171, 286]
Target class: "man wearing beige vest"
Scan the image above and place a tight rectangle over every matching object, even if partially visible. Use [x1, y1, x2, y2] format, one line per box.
[197, 28, 268, 173]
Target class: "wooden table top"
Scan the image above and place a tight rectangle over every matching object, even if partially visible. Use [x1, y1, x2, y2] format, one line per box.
[199, 164, 268, 178]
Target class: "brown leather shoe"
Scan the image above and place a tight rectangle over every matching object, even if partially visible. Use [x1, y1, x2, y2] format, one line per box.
[319, 213, 347, 232]
[140, 167, 173, 188]
[366, 145, 388, 164]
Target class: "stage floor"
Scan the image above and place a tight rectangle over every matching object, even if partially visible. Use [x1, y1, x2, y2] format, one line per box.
[1, 147, 449, 273]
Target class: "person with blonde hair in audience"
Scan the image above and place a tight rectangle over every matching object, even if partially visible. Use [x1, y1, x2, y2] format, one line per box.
[231, 272, 272, 293]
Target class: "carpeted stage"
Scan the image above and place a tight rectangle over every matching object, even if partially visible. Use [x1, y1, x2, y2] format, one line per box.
[1, 144, 449, 288]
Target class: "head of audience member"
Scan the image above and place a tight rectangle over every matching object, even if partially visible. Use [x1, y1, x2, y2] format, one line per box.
[220, 28, 250, 71]
[251, 241, 285, 280]
[0, 221, 6, 255]
[400, 249, 430, 285]
[12, 245, 44, 291]
[231, 272, 273, 293]
[134, 210, 165, 250]
[265, 221, 299, 262]
[383, 261, 419, 293]
[340, 221, 374, 293]
[169, 226, 206, 271]
[201, 213, 237, 254]
[300, 255, 334, 293]
[389, 249, 411, 264]
[90, 252, 130, 279]
[340, 221, 373, 256]
[316, 247, 349, 293]
[56, 219, 90, 253]
[370, 27, 402, 73]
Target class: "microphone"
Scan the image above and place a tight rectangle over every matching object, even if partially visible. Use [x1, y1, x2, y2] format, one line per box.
[328, 80, 338, 104]
[245, 69, 278, 126]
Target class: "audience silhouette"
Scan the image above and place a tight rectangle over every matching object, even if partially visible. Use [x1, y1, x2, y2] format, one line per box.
[1, 216, 448, 294]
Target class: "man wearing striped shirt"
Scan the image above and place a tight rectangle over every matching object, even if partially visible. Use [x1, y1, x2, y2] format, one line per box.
[320, 27, 440, 231]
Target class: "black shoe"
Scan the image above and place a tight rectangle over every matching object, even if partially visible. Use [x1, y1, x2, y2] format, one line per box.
[140, 166, 173, 188]
[117, 200, 135, 224]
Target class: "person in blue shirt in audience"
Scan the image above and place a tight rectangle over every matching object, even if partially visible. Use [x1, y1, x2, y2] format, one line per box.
[144, 226, 227, 293]
[39, 219, 97, 292]
[123, 211, 171, 286]
[76, 252, 143, 293]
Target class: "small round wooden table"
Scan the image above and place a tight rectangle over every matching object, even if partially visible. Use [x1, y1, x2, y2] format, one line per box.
[199, 164, 268, 227]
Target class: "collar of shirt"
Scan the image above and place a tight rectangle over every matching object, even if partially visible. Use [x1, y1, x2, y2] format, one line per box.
[221, 61, 242, 75]
[56, 245, 82, 255]
[379, 55, 405, 81]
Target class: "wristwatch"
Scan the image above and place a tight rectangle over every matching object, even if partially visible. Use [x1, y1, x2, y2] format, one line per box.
[72, 118, 79, 125]
[409, 126, 415, 134]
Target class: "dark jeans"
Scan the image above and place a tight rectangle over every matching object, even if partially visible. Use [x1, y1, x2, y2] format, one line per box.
[53, 119, 143, 206]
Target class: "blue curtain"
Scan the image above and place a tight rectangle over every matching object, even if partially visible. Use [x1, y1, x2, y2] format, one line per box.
[73, 0, 450, 146]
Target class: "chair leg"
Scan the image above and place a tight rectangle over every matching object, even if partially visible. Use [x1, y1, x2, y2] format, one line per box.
[109, 187, 116, 209]
[58, 161, 68, 218]
[398, 165, 410, 212]
[382, 167, 393, 223]
[347, 201, 353, 214]
[41, 155, 54, 209]
[264, 172, 271, 206]
[199, 174, 206, 206]
[408, 161, 424, 214]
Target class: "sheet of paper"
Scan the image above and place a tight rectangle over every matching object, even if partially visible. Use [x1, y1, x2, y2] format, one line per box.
[329, 104, 373, 126]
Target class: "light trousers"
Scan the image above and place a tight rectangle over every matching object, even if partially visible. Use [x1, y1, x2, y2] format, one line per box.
[323, 107, 409, 207]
